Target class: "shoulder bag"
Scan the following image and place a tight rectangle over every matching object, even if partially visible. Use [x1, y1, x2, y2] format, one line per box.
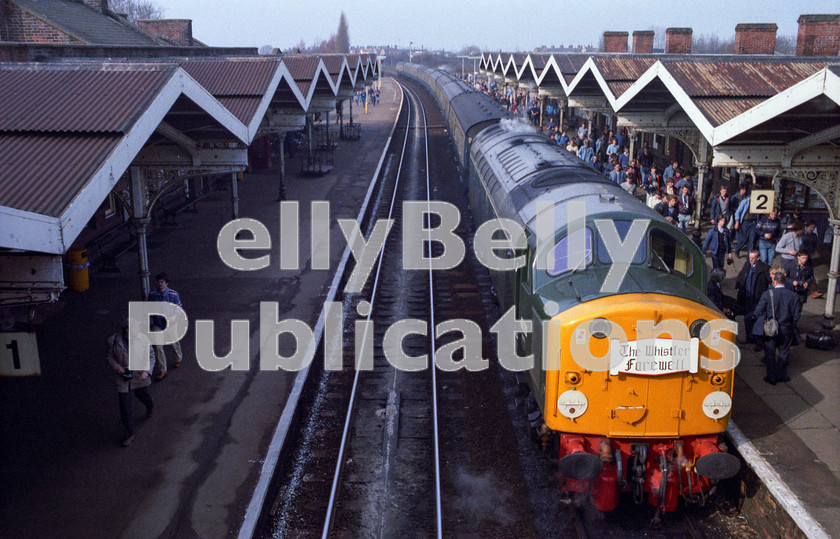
[763, 289, 779, 337]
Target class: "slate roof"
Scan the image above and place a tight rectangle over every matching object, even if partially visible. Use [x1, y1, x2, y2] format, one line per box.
[10, 0, 160, 46]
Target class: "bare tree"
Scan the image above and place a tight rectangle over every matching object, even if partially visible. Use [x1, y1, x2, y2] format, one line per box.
[110, 0, 163, 21]
[776, 35, 796, 55]
[693, 33, 734, 54]
[336, 12, 350, 53]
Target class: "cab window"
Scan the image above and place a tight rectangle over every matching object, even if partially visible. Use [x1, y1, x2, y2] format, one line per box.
[547, 228, 593, 276]
[596, 220, 646, 265]
[649, 228, 693, 276]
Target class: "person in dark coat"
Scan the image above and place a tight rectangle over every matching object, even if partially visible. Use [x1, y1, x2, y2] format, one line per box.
[706, 268, 738, 318]
[701, 216, 734, 269]
[751, 268, 802, 385]
[735, 249, 771, 348]
[788, 252, 816, 305]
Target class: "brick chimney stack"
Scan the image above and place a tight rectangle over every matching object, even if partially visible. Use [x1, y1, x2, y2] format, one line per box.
[136, 19, 195, 46]
[734, 23, 778, 54]
[632, 31, 654, 53]
[665, 28, 692, 54]
[603, 31, 629, 53]
[80, 0, 109, 12]
[796, 14, 840, 56]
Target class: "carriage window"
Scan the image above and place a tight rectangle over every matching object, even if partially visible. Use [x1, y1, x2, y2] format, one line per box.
[649, 228, 693, 276]
[596, 220, 646, 265]
[547, 228, 593, 276]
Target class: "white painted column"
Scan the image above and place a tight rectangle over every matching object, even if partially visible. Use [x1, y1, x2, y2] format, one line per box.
[129, 167, 151, 299]
[822, 219, 840, 329]
[278, 141, 286, 201]
[230, 172, 239, 219]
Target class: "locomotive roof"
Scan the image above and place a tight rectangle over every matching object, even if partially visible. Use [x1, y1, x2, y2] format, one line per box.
[471, 123, 663, 234]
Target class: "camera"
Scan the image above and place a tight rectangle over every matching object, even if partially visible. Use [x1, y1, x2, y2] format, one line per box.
[726, 257, 733, 266]
[121, 370, 134, 380]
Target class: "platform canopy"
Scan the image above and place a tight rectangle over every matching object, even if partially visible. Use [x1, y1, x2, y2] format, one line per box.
[0, 61, 250, 255]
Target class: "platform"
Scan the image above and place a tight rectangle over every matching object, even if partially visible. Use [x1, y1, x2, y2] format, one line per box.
[0, 78, 400, 537]
[722, 250, 840, 538]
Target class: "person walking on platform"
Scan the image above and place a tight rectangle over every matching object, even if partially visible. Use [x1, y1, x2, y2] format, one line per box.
[702, 216, 733, 270]
[733, 184, 758, 255]
[642, 165, 663, 204]
[107, 319, 155, 447]
[776, 222, 805, 275]
[677, 184, 694, 231]
[147, 272, 183, 379]
[709, 185, 733, 228]
[755, 209, 782, 266]
[609, 162, 625, 185]
[752, 268, 801, 385]
[788, 252, 816, 305]
[735, 250, 770, 350]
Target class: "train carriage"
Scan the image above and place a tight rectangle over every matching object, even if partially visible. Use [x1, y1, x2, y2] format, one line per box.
[396, 62, 740, 513]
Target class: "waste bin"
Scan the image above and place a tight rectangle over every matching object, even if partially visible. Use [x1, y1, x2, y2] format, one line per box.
[66, 249, 89, 292]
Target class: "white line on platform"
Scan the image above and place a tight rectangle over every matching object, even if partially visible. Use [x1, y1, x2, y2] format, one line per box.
[727, 420, 830, 539]
[237, 80, 405, 539]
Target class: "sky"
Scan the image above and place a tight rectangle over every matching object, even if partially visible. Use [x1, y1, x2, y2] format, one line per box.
[159, 0, 839, 52]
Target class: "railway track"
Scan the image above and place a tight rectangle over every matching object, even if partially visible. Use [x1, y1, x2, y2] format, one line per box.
[251, 75, 748, 538]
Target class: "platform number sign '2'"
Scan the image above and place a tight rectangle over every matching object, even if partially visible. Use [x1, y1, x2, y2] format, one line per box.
[0, 333, 41, 376]
[750, 190, 775, 214]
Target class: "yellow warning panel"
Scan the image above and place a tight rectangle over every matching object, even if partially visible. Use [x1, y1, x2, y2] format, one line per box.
[0, 332, 41, 376]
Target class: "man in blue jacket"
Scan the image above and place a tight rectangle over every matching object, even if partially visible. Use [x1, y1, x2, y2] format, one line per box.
[147, 272, 184, 379]
[702, 216, 733, 269]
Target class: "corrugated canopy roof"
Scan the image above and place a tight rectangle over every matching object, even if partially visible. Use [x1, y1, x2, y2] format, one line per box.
[0, 134, 119, 216]
[10, 0, 160, 46]
[662, 60, 825, 97]
[179, 58, 279, 96]
[592, 56, 657, 81]
[0, 63, 176, 133]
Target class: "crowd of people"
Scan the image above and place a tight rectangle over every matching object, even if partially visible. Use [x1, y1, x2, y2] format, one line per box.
[700, 190, 826, 385]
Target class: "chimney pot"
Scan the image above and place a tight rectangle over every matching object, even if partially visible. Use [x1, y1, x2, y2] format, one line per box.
[665, 27, 693, 54]
[632, 30, 655, 54]
[602, 31, 629, 53]
[734, 23, 777, 54]
[796, 14, 840, 56]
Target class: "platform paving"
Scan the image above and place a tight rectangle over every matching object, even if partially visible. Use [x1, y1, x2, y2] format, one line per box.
[0, 78, 400, 537]
[722, 250, 840, 538]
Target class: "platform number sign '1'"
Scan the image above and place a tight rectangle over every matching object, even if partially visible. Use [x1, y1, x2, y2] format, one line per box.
[750, 190, 775, 214]
[0, 332, 41, 376]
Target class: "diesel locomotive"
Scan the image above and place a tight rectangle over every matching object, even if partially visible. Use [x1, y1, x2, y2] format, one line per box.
[396, 63, 741, 513]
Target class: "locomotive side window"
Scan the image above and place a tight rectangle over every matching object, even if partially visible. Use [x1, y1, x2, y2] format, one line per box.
[649, 228, 693, 276]
[547, 228, 593, 276]
[596, 220, 645, 265]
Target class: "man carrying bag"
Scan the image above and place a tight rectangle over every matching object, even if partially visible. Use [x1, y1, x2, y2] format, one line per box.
[751, 268, 801, 385]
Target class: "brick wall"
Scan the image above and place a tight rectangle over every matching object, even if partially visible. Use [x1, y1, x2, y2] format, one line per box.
[734, 23, 777, 54]
[665, 28, 692, 54]
[2, 2, 84, 44]
[135, 19, 193, 46]
[796, 14, 840, 56]
[632, 31, 654, 53]
[602, 31, 628, 53]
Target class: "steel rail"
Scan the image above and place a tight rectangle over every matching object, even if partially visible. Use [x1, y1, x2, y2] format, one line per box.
[321, 81, 416, 538]
[404, 84, 444, 539]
